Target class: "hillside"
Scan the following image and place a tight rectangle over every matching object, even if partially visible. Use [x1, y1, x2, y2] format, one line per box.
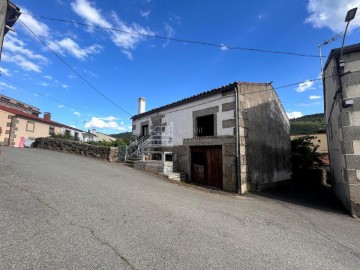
[110, 132, 133, 140]
[290, 113, 326, 135]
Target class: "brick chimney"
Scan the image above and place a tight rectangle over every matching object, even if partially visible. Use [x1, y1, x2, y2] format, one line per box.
[43, 112, 51, 121]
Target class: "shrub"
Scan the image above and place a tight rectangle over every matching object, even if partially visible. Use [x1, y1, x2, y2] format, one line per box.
[291, 135, 324, 185]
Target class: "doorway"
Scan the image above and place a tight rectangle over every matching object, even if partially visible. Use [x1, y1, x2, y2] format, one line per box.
[191, 146, 223, 189]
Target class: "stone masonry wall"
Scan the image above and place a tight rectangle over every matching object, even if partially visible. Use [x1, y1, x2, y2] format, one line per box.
[32, 137, 119, 162]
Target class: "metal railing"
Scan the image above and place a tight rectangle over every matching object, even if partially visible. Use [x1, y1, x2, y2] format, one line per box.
[123, 124, 173, 162]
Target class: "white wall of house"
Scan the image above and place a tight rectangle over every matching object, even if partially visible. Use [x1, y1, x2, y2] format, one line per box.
[133, 92, 235, 146]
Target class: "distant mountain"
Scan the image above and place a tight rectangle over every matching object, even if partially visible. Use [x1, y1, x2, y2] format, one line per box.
[290, 113, 326, 135]
[110, 131, 133, 140]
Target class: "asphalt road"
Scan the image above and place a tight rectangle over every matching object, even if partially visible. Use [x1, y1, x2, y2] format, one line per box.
[1, 147, 360, 270]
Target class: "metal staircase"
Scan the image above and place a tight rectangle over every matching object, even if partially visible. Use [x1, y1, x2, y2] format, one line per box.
[123, 124, 173, 162]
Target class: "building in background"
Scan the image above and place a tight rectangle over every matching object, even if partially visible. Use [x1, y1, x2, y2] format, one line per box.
[89, 129, 116, 142]
[0, 104, 84, 147]
[0, 94, 40, 116]
[129, 82, 291, 193]
[323, 43, 360, 217]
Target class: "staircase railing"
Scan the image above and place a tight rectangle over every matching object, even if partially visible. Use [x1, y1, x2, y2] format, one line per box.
[123, 124, 173, 161]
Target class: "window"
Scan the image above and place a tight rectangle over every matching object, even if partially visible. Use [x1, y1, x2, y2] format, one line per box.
[65, 130, 71, 136]
[196, 115, 214, 136]
[49, 126, 55, 135]
[74, 132, 79, 140]
[26, 121, 35, 132]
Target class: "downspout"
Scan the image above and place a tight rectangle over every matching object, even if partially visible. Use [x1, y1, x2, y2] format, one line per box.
[235, 85, 241, 194]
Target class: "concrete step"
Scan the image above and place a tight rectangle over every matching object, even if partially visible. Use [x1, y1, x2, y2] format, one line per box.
[164, 172, 186, 181]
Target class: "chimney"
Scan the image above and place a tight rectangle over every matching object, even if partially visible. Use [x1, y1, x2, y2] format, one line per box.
[43, 112, 51, 121]
[138, 97, 146, 114]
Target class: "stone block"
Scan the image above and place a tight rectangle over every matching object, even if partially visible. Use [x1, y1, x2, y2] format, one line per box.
[345, 169, 358, 184]
[222, 102, 235, 112]
[338, 112, 350, 127]
[343, 126, 360, 140]
[341, 140, 354, 154]
[192, 106, 219, 118]
[223, 164, 236, 192]
[345, 155, 360, 169]
[224, 143, 236, 156]
[353, 140, 360, 155]
[349, 185, 360, 205]
[222, 119, 236, 128]
[351, 111, 360, 126]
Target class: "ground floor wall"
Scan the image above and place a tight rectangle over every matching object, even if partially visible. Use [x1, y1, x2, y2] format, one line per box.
[173, 136, 238, 193]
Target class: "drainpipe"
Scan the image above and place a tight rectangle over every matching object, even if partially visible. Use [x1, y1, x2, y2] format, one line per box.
[235, 86, 241, 194]
[8, 116, 15, 147]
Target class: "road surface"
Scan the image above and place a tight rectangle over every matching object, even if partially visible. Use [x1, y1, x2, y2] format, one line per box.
[1, 147, 360, 269]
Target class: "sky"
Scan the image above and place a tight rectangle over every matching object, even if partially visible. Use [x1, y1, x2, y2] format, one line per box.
[0, 0, 359, 134]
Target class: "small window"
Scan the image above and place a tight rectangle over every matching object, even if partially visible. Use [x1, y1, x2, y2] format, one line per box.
[26, 121, 35, 132]
[49, 126, 55, 135]
[65, 130, 71, 136]
[196, 115, 214, 137]
[74, 132, 79, 140]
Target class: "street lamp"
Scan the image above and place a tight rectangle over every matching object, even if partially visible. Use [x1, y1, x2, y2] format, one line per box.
[340, 7, 357, 59]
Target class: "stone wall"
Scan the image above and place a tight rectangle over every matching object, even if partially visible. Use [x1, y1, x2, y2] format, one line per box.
[32, 137, 119, 162]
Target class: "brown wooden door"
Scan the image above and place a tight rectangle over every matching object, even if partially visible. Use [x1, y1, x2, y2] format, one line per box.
[191, 146, 223, 189]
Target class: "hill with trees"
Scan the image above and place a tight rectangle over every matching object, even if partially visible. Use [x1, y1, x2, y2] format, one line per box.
[290, 113, 326, 135]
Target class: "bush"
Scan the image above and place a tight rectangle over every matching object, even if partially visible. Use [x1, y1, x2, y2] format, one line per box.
[291, 135, 324, 185]
[50, 133, 80, 141]
[86, 138, 129, 147]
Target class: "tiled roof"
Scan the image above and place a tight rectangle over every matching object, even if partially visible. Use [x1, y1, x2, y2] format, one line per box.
[131, 81, 269, 120]
[0, 104, 84, 132]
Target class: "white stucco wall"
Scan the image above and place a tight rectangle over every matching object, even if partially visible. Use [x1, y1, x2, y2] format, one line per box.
[132, 92, 236, 146]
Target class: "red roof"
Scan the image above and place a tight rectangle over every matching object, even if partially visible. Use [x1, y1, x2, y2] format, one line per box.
[0, 104, 84, 132]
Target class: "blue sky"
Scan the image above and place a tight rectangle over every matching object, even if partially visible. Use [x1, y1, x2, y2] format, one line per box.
[0, 0, 359, 134]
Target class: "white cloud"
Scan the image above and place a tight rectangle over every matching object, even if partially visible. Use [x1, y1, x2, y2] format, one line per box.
[43, 75, 53, 80]
[39, 82, 48, 87]
[287, 112, 303, 119]
[73, 111, 81, 117]
[297, 102, 322, 107]
[296, 80, 314, 92]
[111, 12, 155, 50]
[70, 0, 154, 58]
[305, 0, 360, 33]
[0, 82, 16, 89]
[3, 34, 48, 62]
[121, 50, 133, 60]
[309, 95, 322, 100]
[62, 84, 69, 89]
[85, 116, 127, 131]
[58, 104, 65, 108]
[220, 44, 228, 51]
[140, 10, 151, 18]
[71, 0, 112, 29]
[19, 7, 50, 38]
[48, 38, 102, 60]
[2, 53, 42, 73]
[163, 23, 175, 48]
[0, 67, 10, 76]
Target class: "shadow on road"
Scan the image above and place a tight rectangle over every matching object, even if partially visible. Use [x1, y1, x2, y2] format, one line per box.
[253, 184, 349, 216]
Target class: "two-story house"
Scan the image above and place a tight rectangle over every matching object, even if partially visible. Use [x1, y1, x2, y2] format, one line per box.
[129, 82, 291, 194]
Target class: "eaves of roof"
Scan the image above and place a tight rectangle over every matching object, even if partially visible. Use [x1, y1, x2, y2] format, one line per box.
[323, 43, 360, 72]
[0, 104, 84, 133]
[131, 81, 269, 120]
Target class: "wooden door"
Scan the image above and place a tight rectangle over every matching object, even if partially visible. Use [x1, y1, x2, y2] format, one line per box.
[191, 146, 223, 189]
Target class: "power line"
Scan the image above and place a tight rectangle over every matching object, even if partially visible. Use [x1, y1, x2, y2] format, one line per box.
[19, 19, 133, 117]
[32, 15, 320, 58]
[0, 75, 118, 119]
